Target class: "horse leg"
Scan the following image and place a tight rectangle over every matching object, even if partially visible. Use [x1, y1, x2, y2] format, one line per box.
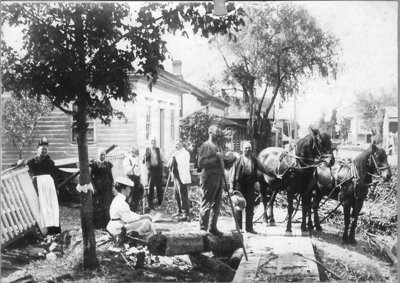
[286, 189, 294, 233]
[312, 189, 323, 231]
[349, 200, 363, 244]
[267, 191, 277, 225]
[342, 200, 351, 243]
[259, 180, 269, 224]
[301, 181, 314, 232]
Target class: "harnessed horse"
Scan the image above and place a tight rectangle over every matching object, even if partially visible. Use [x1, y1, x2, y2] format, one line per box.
[257, 128, 335, 233]
[312, 143, 391, 244]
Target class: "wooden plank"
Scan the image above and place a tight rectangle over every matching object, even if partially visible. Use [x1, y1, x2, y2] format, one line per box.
[8, 176, 32, 228]
[12, 175, 36, 226]
[0, 193, 14, 240]
[17, 172, 46, 234]
[1, 181, 22, 236]
[3, 178, 27, 231]
[1, 221, 10, 243]
[233, 224, 319, 283]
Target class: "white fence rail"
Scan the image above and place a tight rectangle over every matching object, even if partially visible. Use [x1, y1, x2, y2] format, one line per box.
[1, 166, 44, 247]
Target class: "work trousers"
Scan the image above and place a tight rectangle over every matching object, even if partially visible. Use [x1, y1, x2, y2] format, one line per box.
[173, 176, 190, 216]
[148, 166, 163, 207]
[236, 174, 255, 231]
[199, 173, 223, 231]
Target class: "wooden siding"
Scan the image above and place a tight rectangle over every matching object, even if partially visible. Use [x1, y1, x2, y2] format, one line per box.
[2, 79, 181, 170]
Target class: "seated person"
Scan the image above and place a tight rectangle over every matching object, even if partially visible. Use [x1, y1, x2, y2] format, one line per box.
[107, 177, 156, 242]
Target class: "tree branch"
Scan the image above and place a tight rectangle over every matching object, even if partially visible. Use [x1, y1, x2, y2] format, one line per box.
[216, 44, 231, 69]
[257, 83, 269, 114]
[54, 104, 73, 115]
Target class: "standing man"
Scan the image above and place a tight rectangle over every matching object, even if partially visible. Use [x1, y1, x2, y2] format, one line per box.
[145, 136, 164, 209]
[167, 140, 191, 221]
[123, 145, 144, 212]
[26, 137, 61, 235]
[198, 125, 235, 236]
[231, 141, 267, 233]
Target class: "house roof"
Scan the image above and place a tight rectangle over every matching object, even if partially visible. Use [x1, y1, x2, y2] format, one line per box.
[158, 69, 229, 109]
[385, 107, 397, 118]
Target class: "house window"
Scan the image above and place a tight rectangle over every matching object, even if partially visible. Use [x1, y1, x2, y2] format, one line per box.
[389, 121, 398, 133]
[72, 118, 95, 143]
[146, 106, 151, 140]
[170, 109, 175, 140]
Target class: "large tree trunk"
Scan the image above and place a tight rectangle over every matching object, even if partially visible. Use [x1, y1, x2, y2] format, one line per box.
[255, 116, 272, 154]
[76, 101, 98, 269]
[148, 230, 243, 256]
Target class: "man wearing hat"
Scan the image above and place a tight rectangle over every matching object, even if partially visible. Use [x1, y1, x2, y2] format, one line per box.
[26, 137, 61, 235]
[231, 141, 268, 233]
[107, 177, 156, 241]
[198, 125, 236, 236]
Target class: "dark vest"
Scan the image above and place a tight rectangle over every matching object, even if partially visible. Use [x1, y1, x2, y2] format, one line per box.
[145, 147, 162, 168]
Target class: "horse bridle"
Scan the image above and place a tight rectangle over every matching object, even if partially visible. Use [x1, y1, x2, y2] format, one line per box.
[368, 153, 390, 178]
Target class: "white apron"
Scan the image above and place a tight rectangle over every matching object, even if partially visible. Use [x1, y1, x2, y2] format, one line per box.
[36, 175, 60, 227]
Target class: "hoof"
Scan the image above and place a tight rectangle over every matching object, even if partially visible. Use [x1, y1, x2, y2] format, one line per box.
[315, 226, 323, 231]
[268, 220, 276, 227]
[285, 231, 293, 236]
[307, 225, 314, 231]
[301, 226, 308, 232]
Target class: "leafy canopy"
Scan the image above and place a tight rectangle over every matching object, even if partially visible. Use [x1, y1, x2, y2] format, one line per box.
[2, 93, 53, 158]
[214, 3, 340, 114]
[180, 111, 231, 152]
[1, 2, 245, 124]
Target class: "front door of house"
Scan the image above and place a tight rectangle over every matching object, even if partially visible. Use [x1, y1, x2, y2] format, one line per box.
[160, 109, 165, 150]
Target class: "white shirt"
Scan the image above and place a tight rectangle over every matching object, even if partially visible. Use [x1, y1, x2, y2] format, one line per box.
[167, 147, 191, 184]
[123, 155, 141, 177]
[107, 193, 141, 235]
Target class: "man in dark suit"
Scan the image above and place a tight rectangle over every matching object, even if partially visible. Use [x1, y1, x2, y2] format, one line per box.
[232, 141, 267, 233]
[145, 136, 164, 209]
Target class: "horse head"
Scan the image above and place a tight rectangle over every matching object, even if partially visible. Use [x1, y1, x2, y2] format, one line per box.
[368, 143, 392, 182]
[306, 127, 335, 167]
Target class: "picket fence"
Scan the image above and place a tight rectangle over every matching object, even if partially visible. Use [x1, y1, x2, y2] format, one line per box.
[1, 166, 44, 247]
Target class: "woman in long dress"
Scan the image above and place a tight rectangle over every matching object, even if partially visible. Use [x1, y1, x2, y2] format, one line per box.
[26, 137, 61, 235]
[90, 149, 114, 229]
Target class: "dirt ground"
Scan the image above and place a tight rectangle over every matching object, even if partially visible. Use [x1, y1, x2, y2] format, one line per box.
[1, 186, 398, 282]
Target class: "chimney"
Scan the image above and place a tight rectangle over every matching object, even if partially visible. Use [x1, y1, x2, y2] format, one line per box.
[172, 60, 183, 80]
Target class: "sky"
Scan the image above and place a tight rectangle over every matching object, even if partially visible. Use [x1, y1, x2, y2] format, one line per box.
[2, 1, 398, 135]
[161, 1, 398, 134]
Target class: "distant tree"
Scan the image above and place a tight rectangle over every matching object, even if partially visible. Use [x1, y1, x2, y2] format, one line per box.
[1, 2, 245, 269]
[179, 111, 232, 164]
[213, 3, 340, 152]
[354, 90, 397, 142]
[2, 94, 53, 160]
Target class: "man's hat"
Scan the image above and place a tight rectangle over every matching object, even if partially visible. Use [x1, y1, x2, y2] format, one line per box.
[231, 191, 246, 211]
[38, 137, 49, 147]
[115, 177, 134, 187]
[223, 151, 239, 167]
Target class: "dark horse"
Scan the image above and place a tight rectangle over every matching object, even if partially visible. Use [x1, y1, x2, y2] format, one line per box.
[257, 127, 335, 232]
[312, 143, 391, 244]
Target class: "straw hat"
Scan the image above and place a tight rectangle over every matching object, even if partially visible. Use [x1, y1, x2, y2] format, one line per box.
[231, 191, 246, 211]
[114, 177, 134, 187]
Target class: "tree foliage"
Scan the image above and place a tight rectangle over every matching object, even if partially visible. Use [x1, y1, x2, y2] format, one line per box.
[354, 90, 397, 140]
[1, 2, 245, 269]
[213, 3, 340, 152]
[1, 94, 53, 159]
[179, 111, 232, 153]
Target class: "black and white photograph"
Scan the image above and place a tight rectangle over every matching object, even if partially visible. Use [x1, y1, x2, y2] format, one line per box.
[1, 1, 398, 282]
